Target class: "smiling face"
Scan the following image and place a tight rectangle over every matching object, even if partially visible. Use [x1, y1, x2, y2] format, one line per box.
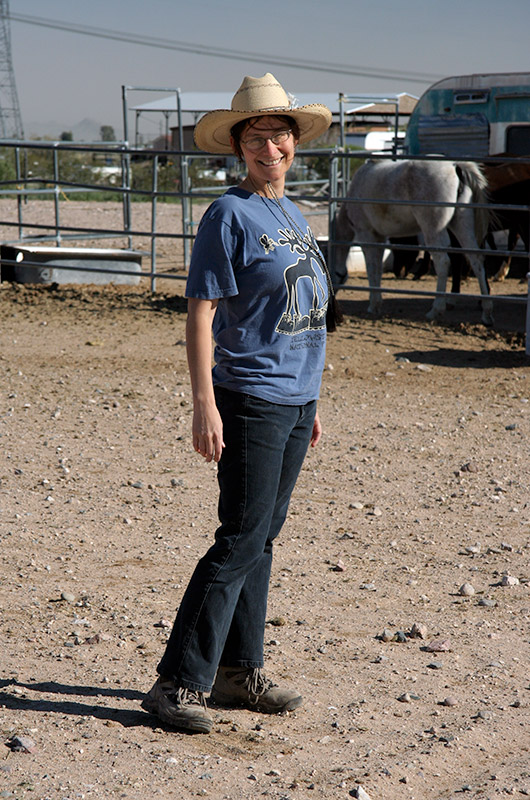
[232, 115, 299, 192]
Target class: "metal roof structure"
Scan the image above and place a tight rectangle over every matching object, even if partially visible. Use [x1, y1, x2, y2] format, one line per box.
[131, 91, 416, 124]
[346, 93, 418, 116]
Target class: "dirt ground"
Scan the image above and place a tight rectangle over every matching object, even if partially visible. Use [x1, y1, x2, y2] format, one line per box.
[0, 202, 529, 800]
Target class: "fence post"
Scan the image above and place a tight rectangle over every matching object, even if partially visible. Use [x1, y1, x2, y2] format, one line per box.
[52, 146, 61, 246]
[328, 150, 339, 282]
[526, 273, 530, 357]
[150, 154, 158, 293]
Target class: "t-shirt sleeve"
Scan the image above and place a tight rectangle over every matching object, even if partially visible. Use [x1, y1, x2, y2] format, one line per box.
[185, 212, 241, 300]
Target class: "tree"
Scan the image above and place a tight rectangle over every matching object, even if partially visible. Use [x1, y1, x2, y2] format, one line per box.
[100, 125, 116, 142]
[60, 131, 73, 141]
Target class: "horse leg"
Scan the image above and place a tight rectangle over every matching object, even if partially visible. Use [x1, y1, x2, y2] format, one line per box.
[450, 221, 493, 326]
[494, 228, 518, 281]
[413, 251, 431, 280]
[426, 248, 451, 321]
[361, 243, 384, 315]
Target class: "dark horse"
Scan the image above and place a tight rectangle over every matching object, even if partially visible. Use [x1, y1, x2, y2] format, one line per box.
[485, 179, 530, 281]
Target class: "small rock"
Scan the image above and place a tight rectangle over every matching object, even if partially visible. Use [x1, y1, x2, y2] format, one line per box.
[380, 628, 394, 642]
[268, 616, 286, 627]
[460, 461, 478, 473]
[501, 574, 519, 587]
[6, 735, 36, 753]
[464, 543, 481, 554]
[60, 591, 76, 603]
[426, 638, 451, 652]
[459, 582, 475, 597]
[416, 363, 432, 372]
[349, 786, 372, 800]
[349, 501, 364, 510]
[332, 559, 346, 572]
[427, 661, 443, 670]
[505, 423, 516, 431]
[441, 696, 458, 707]
[397, 692, 420, 703]
[395, 630, 407, 643]
[409, 622, 428, 639]
[360, 582, 376, 591]
[478, 598, 497, 608]
[475, 709, 493, 720]
[153, 619, 172, 628]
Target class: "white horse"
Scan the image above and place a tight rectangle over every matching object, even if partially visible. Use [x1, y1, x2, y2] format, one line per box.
[333, 159, 493, 325]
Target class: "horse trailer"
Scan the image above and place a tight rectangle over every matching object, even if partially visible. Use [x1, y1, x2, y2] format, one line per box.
[404, 72, 530, 158]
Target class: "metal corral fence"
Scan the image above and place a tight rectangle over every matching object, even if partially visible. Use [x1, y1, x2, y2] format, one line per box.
[0, 138, 331, 288]
[0, 138, 528, 351]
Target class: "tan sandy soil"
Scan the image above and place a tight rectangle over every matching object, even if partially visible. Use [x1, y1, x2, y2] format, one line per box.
[0, 200, 529, 800]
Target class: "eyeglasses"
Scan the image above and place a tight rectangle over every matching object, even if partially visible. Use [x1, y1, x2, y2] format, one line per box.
[240, 129, 292, 152]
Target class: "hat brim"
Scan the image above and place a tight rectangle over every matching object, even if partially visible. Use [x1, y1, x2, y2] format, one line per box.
[194, 104, 332, 154]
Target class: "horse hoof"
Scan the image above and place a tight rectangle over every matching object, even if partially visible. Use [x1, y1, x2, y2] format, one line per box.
[481, 314, 494, 327]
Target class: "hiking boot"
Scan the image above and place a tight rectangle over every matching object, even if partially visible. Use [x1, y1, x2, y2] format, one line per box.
[141, 677, 213, 733]
[211, 666, 302, 713]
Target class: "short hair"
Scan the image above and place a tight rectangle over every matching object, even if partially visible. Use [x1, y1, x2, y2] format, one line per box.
[230, 115, 300, 159]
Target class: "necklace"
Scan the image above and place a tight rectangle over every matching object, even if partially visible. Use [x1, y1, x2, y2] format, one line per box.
[265, 181, 338, 305]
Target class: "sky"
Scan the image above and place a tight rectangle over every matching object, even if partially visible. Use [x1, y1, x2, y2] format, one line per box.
[8, 0, 530, 140]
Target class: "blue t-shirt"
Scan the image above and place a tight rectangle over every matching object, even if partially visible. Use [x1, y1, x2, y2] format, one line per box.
[186, 187, 328, 404]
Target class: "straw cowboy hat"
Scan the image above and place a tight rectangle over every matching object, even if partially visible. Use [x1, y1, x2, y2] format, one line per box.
[194, 73, 332, 154]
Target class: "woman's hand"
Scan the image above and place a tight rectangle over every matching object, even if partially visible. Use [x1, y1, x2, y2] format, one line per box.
[192, 402, 225, 462]
[310, 409, 322, 448]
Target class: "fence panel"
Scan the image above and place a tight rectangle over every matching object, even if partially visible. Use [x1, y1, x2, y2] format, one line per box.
[0, 141, 528, 336]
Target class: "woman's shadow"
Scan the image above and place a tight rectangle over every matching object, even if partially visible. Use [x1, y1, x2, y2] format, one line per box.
[393, 346, 527, 369]
[0, 678, 157, 730]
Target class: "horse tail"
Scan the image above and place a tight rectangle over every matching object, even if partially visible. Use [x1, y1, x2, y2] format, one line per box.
[455, 162, 491, 245]
[335, 200, 355, 240]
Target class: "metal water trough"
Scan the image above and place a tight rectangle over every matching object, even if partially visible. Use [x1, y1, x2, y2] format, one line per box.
[0, 246, 142, 286]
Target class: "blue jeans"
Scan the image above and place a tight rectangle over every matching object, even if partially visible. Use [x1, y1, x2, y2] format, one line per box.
[157, 387, 317, 693]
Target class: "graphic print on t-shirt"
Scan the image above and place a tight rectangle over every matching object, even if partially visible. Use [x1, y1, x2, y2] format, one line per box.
[259, 225, 328, 335]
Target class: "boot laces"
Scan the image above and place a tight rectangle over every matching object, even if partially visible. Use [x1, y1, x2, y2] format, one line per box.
[173, 686, 207, 709]
[246, 668, 275, 700]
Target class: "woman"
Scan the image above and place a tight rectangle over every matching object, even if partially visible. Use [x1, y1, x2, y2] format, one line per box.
[142, 73, 334, 734]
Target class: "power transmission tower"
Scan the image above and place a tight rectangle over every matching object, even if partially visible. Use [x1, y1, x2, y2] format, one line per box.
[0, 0, 23, 138]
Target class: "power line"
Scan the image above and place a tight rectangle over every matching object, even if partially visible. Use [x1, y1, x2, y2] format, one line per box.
[8, 12, 442, 86]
